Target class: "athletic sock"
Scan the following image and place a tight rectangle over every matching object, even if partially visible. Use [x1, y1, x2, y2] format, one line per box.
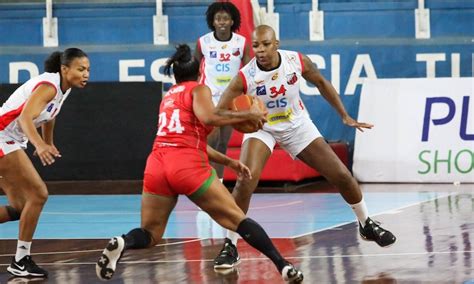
[349, 198, 369, 225]
[122, 228, 152, 249]
[226, 230, 239, 246]
[236, 218, 287, 272]
[15, 240, 31, 262]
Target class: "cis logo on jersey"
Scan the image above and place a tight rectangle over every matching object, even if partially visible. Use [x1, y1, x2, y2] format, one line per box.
[286, 72, 298, 85]
[232, 48, 240, 56]
[256, 85, 267, 96]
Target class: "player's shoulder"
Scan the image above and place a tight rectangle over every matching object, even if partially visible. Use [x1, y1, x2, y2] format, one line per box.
[279, 50, 301, 61]
[199, 32, 215, 44]
[240, 57, 257, 76]
[24, 72, 59, 92]
[232, 33, 246, 42]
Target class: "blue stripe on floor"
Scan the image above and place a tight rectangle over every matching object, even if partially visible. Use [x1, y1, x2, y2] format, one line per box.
[0, 192, 448, 239]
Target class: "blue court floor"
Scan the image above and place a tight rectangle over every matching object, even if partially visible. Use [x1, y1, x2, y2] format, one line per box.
[0, 191, 450, 239]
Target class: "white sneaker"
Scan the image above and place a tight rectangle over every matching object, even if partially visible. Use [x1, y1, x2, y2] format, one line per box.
[281, 263, 304, 283]
[96, 237, 125, 281]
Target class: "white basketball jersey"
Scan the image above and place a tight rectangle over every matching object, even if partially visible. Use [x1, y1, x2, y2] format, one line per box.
[239, 50, 307, 132]
[0, 72, 71, 144]
[198, 32, 246, 100]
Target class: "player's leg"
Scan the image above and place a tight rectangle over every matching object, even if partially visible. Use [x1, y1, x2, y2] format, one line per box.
[232, 135, 273, 213]
[296, 136, 396, 247]
[96, 192, 177, 281]
[191, 177, 303, 283]
[214, 125, 234, 178]
[96, 151, 177, 280]
[214, 135, 273, 268]
[0, 149, 48, 277]
[208, 127, 222, 177]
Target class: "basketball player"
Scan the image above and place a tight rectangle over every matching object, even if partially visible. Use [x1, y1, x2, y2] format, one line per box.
[96, 44, 303, 283]
[194, 1, 251, 181]
[212, 25, 397, 269]
[0, 48, 90, 277]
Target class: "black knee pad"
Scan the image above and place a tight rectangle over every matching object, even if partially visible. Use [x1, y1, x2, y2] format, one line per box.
[6, 205, 21, 221]
[123, 228, 152, 249]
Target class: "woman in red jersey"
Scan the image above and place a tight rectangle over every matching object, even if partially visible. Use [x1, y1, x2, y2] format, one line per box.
[0, 48, 89, 278]
[96, 44, 303, 283]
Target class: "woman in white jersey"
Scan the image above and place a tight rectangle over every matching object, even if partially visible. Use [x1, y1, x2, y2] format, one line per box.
[212, 25, 397, 269]
[194, 1, 251, 181]
[0, 48, 90, 277]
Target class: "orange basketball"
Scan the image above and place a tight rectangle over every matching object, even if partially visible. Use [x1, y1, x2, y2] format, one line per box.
[229, 95, 266, 133]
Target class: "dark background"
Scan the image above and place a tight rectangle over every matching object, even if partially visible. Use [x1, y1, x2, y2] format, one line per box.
[0, 82, 162, 180]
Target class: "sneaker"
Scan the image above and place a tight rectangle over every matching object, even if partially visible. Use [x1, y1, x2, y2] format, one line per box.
[96, 237, 125, 281]
[7, 255, 48, 277]
[359, 217, 396, 247]
[213, 238, 240, 269]
[281, 263, 304, 283]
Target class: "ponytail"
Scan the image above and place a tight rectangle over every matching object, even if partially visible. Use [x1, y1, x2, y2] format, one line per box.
[164, 44, 199, 83]
[43, 48, 88, 73]
[44, 51, 62, 73]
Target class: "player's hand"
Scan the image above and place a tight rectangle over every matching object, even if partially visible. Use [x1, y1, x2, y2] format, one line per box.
[35, 143, 61, 166]
[342, 115, 374, 132]
[227, 159, 252, 180]
[248, 97, 267, 128]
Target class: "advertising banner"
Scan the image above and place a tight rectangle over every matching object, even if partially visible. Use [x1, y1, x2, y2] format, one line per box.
[354, 78, 473, 183]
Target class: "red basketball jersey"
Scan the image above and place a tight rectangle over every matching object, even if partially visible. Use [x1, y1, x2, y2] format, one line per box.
[153, 81, 213, 152]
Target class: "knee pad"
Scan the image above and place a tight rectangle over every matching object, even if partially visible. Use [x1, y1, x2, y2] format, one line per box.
[123, 228, 152, 249]
[6, 205, 21, 221]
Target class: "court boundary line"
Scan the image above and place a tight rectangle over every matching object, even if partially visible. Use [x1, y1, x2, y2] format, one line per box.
[0, 238, 207, 258]
[291, 192, 455, 238]
[0, 249, 472, 266]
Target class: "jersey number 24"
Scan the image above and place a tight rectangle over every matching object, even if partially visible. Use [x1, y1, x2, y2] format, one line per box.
[157, 109, 185, 136]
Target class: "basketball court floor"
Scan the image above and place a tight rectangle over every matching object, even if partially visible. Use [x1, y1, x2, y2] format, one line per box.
[0, 182, 473, 283]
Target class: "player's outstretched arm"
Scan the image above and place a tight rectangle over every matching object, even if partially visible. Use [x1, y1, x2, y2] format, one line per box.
[206, 145, 252, 179]
[300, 53, 373, 131]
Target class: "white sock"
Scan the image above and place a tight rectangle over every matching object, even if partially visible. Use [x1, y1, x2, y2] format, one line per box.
[15, 240, 31, 262]
[219, 178, 224, 183]
[349, 198, 369, 226]
[226, 230, 239, 246]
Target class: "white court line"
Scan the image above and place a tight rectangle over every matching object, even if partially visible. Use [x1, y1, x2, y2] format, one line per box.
[0, 250, 472, 266]
[292, 192, 455, 238]
[40, 201, 302, 215]
[0, 238, 207, 258]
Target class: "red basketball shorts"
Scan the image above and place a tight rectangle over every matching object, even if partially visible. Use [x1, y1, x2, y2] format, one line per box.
[143, 148, 216, 199]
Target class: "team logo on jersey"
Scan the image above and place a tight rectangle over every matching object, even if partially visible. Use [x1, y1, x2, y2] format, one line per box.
[232, 48, 240, 56]
[256, 85, 267, 96]
[6, 140, 15, 145]
[167, 85, 185, 95]
[215, 76, 232, 86]
[286, 72, 298, 85]
[248, 66, 256, 77]
[210, 51, 217, 58]
[163, 99, 175, 108]
[221, 44, 228, 49]
[267, 109, 293, 125]
[271, 72, 279, 80]
[46, 103, 54, 112]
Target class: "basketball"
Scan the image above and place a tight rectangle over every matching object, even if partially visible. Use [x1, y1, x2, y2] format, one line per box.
[229, 95, 266, 133]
